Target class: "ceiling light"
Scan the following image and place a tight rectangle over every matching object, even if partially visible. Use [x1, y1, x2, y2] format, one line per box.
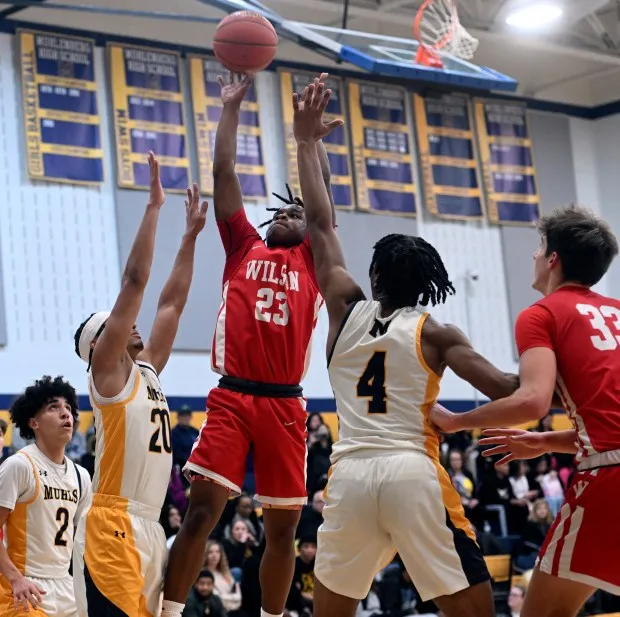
[505, 3, 563, 29]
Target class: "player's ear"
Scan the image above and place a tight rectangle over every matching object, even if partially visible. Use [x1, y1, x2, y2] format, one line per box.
[28, 417, 38, 433]
[90, 338, 97, 350]
[547, 251, 560, 269]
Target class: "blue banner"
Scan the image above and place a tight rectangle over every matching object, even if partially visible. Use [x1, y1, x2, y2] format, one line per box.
[414, 93, 483, 220]
[348, 81, 416, 216]
[475, 100, 540, 225]
[280, 70, 353, 210]
[109, 43, 189, 192]
[190, 55, 267, 199]
[20, 30, 103, 185]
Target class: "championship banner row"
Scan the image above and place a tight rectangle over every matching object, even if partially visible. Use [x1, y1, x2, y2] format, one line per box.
[19, 29, 540, 225]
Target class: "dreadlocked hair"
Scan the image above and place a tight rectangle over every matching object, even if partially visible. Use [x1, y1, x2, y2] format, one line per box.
[10, 375, 79, 441]
[259, 184, 304, 229]
[370, 234, 455, 308]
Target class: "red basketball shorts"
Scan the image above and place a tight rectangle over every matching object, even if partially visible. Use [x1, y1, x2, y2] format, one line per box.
[538, 466, 620, 594]
[185, 387, 308, 507]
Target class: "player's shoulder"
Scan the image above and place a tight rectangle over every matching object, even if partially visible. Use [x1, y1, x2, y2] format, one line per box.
[0, 450, 34, 473]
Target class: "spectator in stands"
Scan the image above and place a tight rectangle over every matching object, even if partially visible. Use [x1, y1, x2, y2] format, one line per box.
[286, 536, 316, 616]
[0, 418, 7, 463]
[296, 490, 325, 539]
[479, 461, 529, 534]
[499, 585, 525, 617]
[223, 495, 263, 545]
[171, 405, 199, 470]
[81, 422, 96, 478]
[530, 455, 565, 517]
[446, 448, 479, 523]
[161, 505, 183, 549]
[535, 414, 554, 433]
[306, 423, 332, 494]
[9, 425, 33, 452]
[472, 523, 504, 556]
[223, 519, 257, 580]
[65, 415, 86, 463]
[182, 570, 227, 617]
[166, 464, 189, 516]
[205, 540, 243, 615]
[508, 461, 540, 506]
[306, 412, 328, 446]
[513, 499, 552, 573]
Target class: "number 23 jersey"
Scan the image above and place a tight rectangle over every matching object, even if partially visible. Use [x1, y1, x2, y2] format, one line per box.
[211, 209, 323, 384]
[516, 285, 620, 464]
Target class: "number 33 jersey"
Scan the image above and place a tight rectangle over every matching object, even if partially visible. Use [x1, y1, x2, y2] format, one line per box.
[88, 361, 172, 511]
[212, 209, 323, 384]
[516, 285, 620, 467]
[0, 444, 91, 578]
[328, 301, 442, 464]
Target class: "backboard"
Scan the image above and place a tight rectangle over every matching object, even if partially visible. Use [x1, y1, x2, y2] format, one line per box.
[197, 0, 518, 93]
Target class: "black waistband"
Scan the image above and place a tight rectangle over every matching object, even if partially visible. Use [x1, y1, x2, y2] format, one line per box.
[218, 375, 303, 398]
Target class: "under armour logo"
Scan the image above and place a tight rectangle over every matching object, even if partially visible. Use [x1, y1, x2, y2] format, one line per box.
[38, 470, 48, 477]
[114, 530, 126, 539]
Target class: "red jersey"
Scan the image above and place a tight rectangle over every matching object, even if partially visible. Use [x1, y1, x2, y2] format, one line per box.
[211, 209, 323, 385]
[515, 285, 620, 467]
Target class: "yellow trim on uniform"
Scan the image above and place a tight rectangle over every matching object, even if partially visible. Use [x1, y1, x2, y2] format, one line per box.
[419, 356, 477, 544]
[85, 495, 150, 616]
[415, 313, 440, 379]
[92, 371, 140, 496]
[84, 368, 151, 616]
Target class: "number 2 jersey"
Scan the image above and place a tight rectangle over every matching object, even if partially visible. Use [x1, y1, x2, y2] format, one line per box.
[0, 444, 91, 578]
[328, 301, 441, 464]
[87, 360, 172, 510]
[212, 209, 323, 385]
[516, 285, 620, 468]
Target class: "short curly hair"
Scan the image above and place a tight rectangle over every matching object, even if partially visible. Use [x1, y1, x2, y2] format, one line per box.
[10, 376, 79, 441]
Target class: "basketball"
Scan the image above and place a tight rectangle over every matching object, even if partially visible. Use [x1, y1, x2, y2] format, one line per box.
[213, 11, 278, 74]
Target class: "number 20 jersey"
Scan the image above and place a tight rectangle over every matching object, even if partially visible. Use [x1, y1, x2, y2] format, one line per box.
[328, 301, 441, 464]
[211, 209, 323, 385]
[88, 361, 172, 511]
[516, 285, 620, 466]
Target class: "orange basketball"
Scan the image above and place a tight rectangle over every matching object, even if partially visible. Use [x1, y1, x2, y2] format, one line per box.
[213, 11, 278, 73]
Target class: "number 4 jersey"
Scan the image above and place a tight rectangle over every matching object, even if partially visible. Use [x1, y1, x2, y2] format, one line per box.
[328, 301, 441, 464]
[516, 285, 620, 466]
[212, 209, 323, 385]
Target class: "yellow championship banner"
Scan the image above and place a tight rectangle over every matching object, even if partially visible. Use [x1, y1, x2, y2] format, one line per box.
[279, 70, 354, 210]
[414, 93, 484, 220]
[109, 43, 190, 192]
[475, 99, 540, 225]
[189, 55, 267, 199]
[348, 80, 416, 216]
[20, 30, 103, 185]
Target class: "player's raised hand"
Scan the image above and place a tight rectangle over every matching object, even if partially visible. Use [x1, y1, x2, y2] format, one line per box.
[185, 183, 208, 238]
[479, 428, 548, 466]
[12, 575, 46, 612]
[218, 71, 253, 106]
[295, 72, 329, 112]
[292, 76, 343, 143]
[147, 151, 165, 209]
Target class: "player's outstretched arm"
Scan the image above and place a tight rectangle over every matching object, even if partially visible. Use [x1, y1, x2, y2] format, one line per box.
[479, 428, 578, 466]
[213, 72, 252, 223]
[91, 152, 164, 396]
[427, 319, 518, 401]
[294, 80, 365, 338]
[431, 306, 557, 433]
[139, 184, 208, 374]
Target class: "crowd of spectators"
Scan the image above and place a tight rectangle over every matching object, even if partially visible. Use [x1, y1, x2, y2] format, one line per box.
[3, 409, 619, 616]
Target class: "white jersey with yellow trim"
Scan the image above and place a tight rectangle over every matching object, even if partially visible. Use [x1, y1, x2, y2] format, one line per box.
[0, 444, 92, 579]
[328, 301, 441, 463]
[88, 360, 172, 511]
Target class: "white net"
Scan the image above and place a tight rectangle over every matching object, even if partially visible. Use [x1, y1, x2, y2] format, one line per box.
[415, 0, 479, 60]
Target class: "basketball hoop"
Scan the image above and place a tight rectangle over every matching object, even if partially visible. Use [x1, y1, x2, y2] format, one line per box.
[413, 0, 479, 69]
